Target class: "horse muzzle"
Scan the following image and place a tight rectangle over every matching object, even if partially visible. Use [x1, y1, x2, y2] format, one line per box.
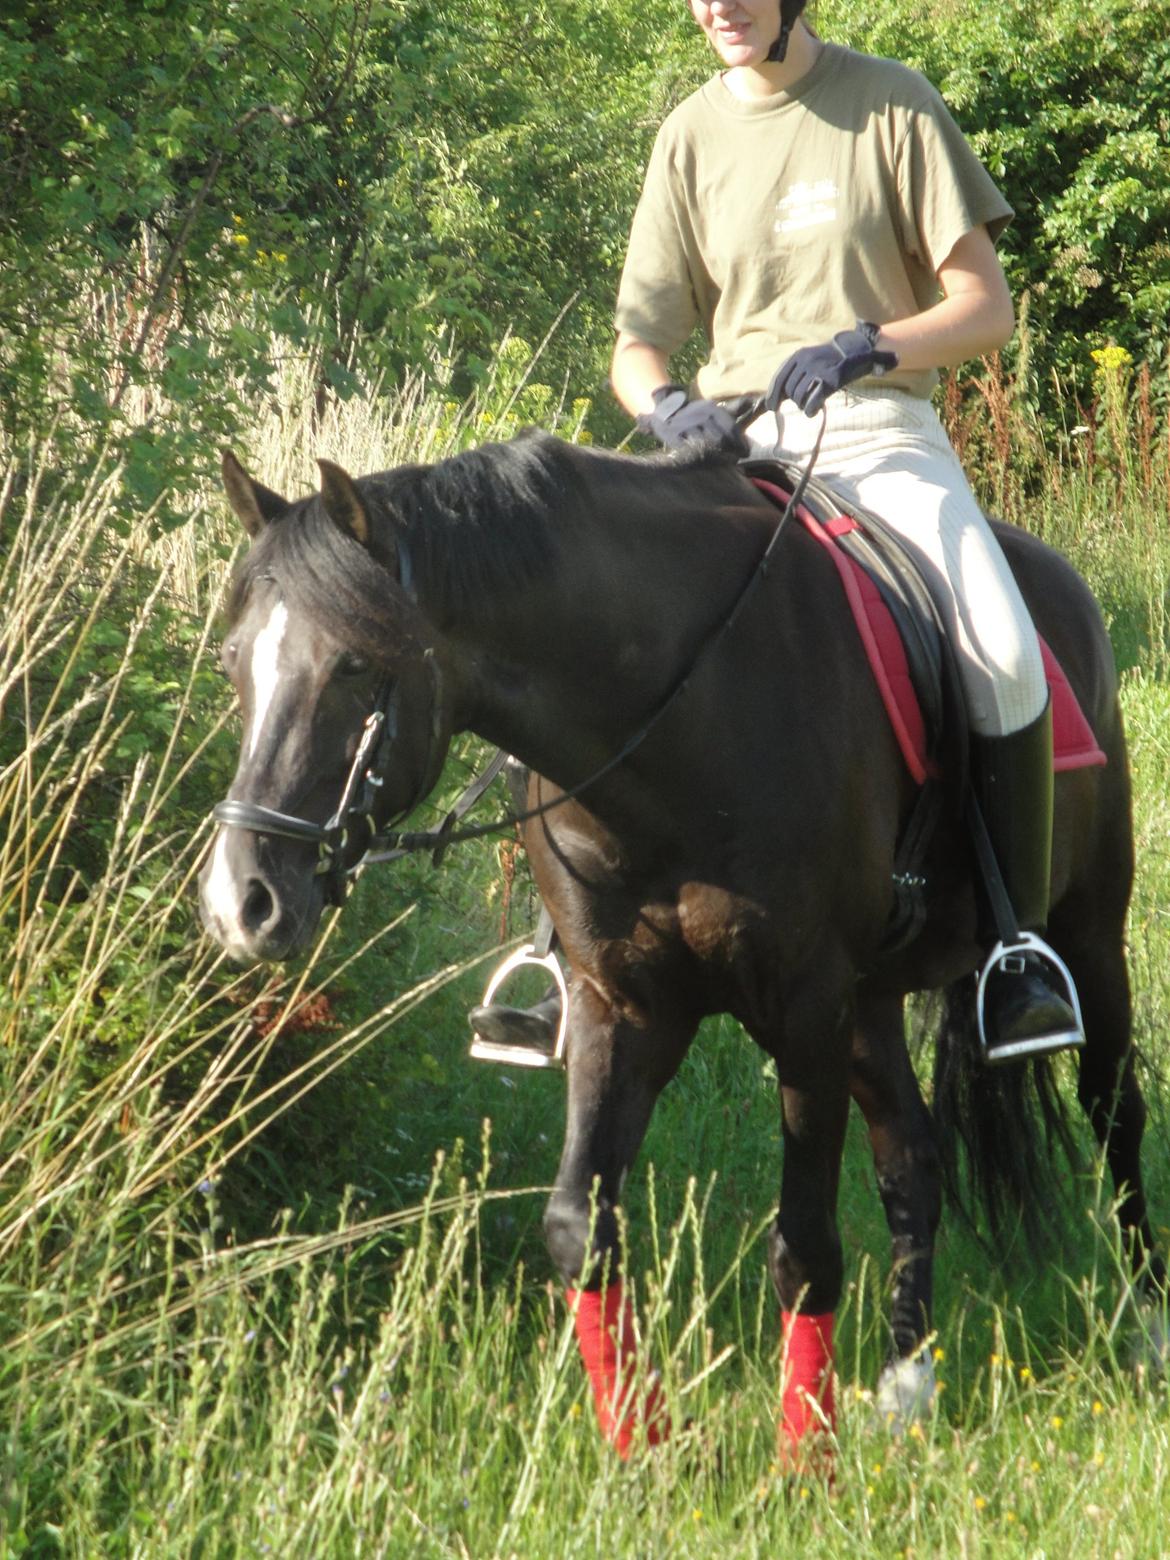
[199, 823, 326, 963]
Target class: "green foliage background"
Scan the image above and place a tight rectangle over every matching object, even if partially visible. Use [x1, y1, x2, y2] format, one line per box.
[3, 0, 1167, 506]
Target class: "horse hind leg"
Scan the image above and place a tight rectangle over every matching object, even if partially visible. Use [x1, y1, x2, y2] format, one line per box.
[1055, 918, 1167, 1294]
[850, 991, 942, 1432]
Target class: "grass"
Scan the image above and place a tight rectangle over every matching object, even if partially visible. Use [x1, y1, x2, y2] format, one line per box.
[1, 335, 1169, 1556]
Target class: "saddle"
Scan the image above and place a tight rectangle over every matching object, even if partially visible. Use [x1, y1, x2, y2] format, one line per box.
[745, 460, 1106, 774]
[742, 458, 1106, 951]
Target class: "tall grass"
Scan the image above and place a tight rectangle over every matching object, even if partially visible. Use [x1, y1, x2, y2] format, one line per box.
[1, 334, 1169, 1557]
[943, 333, 1170, 678]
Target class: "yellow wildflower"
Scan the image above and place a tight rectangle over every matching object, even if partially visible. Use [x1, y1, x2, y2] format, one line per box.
[1090, 344, 1133, 372]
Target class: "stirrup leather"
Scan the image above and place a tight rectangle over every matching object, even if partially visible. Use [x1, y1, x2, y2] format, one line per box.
[469, 944, 569, 1069]
[975, 930, 1085, 1065]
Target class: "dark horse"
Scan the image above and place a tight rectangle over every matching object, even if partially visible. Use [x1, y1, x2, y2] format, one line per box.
[200, 434, 1162, 1461]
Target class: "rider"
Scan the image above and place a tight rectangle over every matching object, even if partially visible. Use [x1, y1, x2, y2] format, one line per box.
[472, 0, 1081, 1061]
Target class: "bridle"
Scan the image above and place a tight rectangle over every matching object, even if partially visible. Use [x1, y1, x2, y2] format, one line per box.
[209, 419, 824, 900]
[211, 650, 447, 905]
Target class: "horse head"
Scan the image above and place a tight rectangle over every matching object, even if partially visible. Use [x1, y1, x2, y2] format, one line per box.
[199, 451, 450, 961]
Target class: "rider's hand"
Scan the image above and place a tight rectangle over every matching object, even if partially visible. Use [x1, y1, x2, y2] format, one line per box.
[766, 324, 899, 418]
[637, 385, 749, 454]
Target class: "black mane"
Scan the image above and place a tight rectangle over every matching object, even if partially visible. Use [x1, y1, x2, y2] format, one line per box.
[368, 432, 576, 623]
[227, 433, 740, 658]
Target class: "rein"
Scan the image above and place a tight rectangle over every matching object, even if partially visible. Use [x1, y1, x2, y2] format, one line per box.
[211, 417, 824, 889]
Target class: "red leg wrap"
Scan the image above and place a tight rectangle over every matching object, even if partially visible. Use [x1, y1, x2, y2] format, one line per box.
[567, 1284, 668, 1458]
[780, 1310, 835, 1456]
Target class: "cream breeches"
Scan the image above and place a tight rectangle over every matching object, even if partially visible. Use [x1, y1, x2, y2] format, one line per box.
[746, 387, 1046, 738]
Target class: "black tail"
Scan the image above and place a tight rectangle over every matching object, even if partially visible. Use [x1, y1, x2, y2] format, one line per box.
[930, 974, 1080, 1248]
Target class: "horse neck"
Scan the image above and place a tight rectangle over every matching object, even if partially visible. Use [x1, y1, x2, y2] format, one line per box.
[432, 466, 776, 785]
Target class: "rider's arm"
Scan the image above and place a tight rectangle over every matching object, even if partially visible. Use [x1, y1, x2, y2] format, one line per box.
[611, 224, 1013, 415]
[610, 333, 675, 420]
[870, 225, 1014, 372]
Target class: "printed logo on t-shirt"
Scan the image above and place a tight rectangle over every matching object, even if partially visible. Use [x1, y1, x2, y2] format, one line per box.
[775, 179, 839, 234]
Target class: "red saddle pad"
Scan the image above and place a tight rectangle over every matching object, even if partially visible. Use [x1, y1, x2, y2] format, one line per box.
[750, 479, 1107, 785]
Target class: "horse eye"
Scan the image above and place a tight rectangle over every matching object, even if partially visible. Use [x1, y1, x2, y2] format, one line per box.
[335, 651, 370, 678]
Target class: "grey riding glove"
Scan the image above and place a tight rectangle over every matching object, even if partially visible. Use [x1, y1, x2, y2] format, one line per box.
[766, 324, 899, 418]
[638, 384, 749, 454]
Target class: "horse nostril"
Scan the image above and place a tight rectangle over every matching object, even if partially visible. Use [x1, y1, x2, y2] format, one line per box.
[241, 877, 276, 932]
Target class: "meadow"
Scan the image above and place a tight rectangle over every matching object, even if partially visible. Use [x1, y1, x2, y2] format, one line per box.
[1, 335, 1169, 1559]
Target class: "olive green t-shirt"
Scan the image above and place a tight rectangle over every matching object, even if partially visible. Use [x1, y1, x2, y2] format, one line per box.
[614, 42, 1013, 401]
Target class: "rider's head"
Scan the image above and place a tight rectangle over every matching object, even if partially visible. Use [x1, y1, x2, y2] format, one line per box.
[688, 1, 811, 69]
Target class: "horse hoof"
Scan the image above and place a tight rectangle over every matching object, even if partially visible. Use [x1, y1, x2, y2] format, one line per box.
[1126, 1301, 1170, 1378]
[874, 1353, 937, 1435]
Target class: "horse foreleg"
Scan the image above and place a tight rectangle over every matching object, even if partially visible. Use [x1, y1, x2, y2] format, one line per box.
[851, 990, 941, 1431]
[543, 980, 694, 1457]
[767, 988, 852, 1464]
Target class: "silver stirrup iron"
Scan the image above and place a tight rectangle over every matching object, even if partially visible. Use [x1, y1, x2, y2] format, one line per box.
[469, 944, 569, 1069]
[975, 930, 1085, 1065]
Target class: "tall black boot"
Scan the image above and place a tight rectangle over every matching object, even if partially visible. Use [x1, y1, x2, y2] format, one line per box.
[467, 909, 567, 1068]
[971, 698, 1083, 1063]
[469, 985, 563, 1050]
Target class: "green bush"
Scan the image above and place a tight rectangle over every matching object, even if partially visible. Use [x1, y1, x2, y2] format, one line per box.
[4, 0, 1166, 488]
[826, 0, 1170, 398]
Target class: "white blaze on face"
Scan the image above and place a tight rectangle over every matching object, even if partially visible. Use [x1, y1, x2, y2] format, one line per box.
[200, 595, 290, 957]
[248, 599, 289, 759]
[202, 826, 249, 954]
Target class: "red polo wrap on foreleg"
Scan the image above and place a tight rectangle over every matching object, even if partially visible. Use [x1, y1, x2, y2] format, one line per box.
[780, 1310, 835, 1448]
[566, 1284, 668, 1457]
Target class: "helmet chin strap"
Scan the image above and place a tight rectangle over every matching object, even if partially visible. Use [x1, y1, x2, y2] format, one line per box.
[766, 0, 801, 63]
[766, 21, 791, 61]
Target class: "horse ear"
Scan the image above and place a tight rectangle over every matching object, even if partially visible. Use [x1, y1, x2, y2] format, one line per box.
[220, 449, 290, 536]
[318, 459, 371, 548]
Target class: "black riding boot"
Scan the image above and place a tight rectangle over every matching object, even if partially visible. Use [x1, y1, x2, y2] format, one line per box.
[468, 985, 563, 1050]
[972, 699, 1082, 1062]
[468, 899, 566, 1064]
